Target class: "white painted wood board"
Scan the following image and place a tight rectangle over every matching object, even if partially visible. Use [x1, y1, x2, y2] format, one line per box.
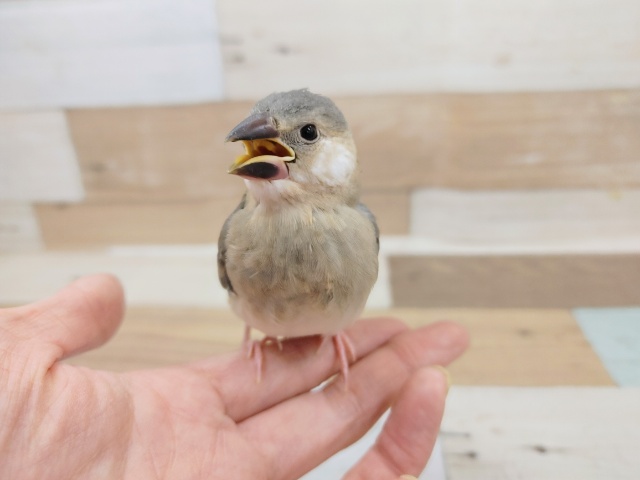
[410, 189, 640, 252]
[0, 0, 223, 108]
[0, 204, 42, 251]
[218, 0, 640, 99]
[0, 248, 226, 307]
[0, 111, 84, 202]
[0, 245, 392, 309]
[443, 387, 640, 479]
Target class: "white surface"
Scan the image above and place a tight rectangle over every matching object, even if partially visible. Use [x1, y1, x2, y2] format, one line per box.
[0, 245, 393, 309]
[0, 249, 226, 306]
[218, 0, 640, 99]
[303, 411, 446, 480]
[443, 387, 640, 480]
[0, 204, 43, 252]
[410, 189, 640, 252]
[0, 111, 84, 202]
[0, 0, 223, 108]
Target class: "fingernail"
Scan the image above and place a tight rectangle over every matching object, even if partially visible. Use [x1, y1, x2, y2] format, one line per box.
[431, 365, 452, 393]
[399, 475, 419, 480]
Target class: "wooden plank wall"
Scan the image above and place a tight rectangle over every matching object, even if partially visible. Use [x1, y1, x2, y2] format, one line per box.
[1, 0, 639, 297]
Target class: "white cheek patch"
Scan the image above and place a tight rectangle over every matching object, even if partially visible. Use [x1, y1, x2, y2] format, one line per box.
[311, 140, 356, 186]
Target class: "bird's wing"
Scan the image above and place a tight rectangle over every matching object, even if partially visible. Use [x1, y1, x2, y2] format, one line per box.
[217, 193, 247, 294]
[356, 202, 380, 253]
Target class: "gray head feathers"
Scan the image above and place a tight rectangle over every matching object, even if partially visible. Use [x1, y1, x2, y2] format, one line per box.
[251, 89, 349, 132]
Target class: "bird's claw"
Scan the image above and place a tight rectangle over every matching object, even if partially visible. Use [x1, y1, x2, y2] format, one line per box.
[243, 327, 285, 383]
[331, 331, 356, 390]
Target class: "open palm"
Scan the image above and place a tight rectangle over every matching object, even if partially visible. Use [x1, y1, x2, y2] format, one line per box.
[0, 275, 468, 479]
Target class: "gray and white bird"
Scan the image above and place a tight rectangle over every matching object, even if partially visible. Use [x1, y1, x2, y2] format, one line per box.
[218, 89, 379, 385]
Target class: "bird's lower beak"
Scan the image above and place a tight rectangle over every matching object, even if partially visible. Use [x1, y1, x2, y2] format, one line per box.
[228, 138, 295, 180]
[226, 113, 295, 181]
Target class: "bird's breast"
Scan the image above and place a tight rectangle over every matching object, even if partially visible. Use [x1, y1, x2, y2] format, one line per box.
[225, 204, 378, 336]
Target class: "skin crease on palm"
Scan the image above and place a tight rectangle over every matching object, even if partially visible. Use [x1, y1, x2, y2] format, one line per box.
[0, 274, 468, 480]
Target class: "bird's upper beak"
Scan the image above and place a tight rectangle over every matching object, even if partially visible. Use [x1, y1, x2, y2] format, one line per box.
[225, 113, 295, 181]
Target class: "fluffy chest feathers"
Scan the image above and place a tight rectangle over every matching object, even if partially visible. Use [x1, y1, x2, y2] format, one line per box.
[224, 203, 378, 336]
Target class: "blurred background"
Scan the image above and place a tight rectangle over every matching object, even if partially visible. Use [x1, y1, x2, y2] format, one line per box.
[1, 0, 639, 478]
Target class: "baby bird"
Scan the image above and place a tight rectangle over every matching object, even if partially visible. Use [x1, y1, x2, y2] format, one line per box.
[218, 89, 379, 385]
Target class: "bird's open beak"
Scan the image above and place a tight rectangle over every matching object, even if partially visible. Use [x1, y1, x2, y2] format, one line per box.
[225, 113, 295, 180]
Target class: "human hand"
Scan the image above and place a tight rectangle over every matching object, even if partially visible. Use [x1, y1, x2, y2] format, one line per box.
[0, 275, 468, 479]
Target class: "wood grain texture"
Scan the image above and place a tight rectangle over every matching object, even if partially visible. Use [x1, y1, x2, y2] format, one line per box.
[0, 0, 223, 108]
[0, 111, 83, 202]
[342, 90, 640, 189]
[393, 308, 613, 386]
[410, 189, 640, 247]
[0, 204, 42, 252]
[34, 199, 237, 248]
[390, 254, 640, 308]
[34, 193, 407, 249]
[65, 307, 241, 371]
[218, 0, 640, 99]
[65, 307, 613, 387]
[66, 91, 640, 197]
[443, 90, 640, 190]
[66, 104, 251, 201]
[443, 387, 640, 480]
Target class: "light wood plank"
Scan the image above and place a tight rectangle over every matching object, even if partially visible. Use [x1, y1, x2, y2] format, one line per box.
[35, 199, 239, 248]
[390, 254, 640, 308]
[33, 194, 407, 248]
[341, 91, 640, 189]
[358, 190, 410, 235]
[66, 104, 251, 201]
[66, 91, 640, 196]
[394, 309, 613, 386]
[0, 0, 223, 108]
[410, 189, 640, 247]
[218, 0, 640, 99]
[444, 91, 640, 189]
[0, 204, 43, 252]
[443, 387, 640, 479]
[0, 111, 83, 202]
[64, 307, 613, 387]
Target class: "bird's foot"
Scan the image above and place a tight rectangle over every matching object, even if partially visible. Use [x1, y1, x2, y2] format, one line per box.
[242, 327, 283, 383]
[331, 331, 357, 390]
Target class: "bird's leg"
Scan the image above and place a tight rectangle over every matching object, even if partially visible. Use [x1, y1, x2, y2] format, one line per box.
[242, 328, 285, 383]
[332, 331, 357, 389]
[242, 326, 264, 383]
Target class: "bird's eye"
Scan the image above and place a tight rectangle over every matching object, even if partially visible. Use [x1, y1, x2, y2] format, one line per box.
[299, 124, 318, 142]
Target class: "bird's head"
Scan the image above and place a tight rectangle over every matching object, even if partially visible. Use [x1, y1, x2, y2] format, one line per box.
[225, 89, 357, 204]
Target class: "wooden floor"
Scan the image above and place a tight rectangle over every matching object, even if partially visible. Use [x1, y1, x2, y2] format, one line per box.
[65, 307, 613, 388]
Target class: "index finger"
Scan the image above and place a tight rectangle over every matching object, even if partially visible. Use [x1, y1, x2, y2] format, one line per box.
[239, 321, 469, 480]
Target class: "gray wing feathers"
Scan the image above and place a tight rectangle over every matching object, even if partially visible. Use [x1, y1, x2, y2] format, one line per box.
[356, 202, 380, 253]
[217, 194, 246, 294]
